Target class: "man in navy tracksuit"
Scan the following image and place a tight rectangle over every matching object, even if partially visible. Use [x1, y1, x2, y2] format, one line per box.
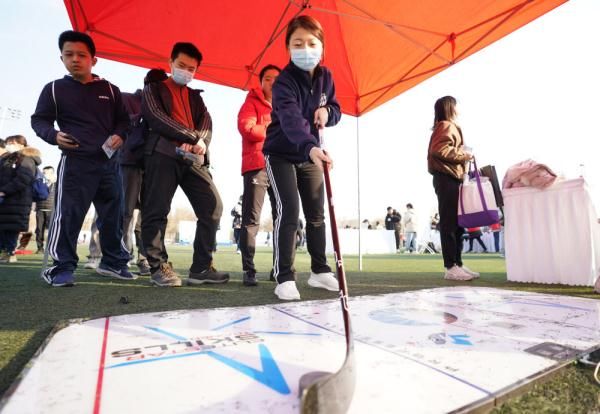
[31, 30, 134, 287]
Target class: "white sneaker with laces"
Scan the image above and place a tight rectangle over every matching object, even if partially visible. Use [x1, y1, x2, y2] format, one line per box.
[308, 272, 339, 291]
[461, 265, 480, 279]
[444, 265, 473, 281]
[274, 281, 301, 300]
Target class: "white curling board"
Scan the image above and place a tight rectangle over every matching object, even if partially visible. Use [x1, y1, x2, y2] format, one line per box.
[2, 287, 599, 414]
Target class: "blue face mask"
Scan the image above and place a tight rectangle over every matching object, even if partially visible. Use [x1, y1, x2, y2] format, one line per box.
[291, 47, 322, 72]
[171, 67, 194, 86]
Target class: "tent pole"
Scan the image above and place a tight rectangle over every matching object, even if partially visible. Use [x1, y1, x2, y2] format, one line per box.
[357, 116, 363, 271]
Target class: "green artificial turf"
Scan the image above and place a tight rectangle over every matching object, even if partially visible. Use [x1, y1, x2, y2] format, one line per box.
[1, 245, 598, 411]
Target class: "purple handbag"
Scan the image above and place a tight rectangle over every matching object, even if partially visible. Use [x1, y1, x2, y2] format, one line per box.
[458, 158, 500, 228]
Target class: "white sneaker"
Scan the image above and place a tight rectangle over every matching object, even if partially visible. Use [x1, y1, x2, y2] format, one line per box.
[444, 265, 474, 281]
[461, 265, 480, 279]
[308, 272, 339, 291]
[274, 281, 301, 300]
[84, 258, 100, 269]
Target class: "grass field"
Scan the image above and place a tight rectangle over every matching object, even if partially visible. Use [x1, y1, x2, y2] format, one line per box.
[1, 244, 599, 412]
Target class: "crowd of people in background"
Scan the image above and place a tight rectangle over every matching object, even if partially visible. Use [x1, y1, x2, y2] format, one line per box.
[0, 16, 346, 300]
[4, 23, 595, 298]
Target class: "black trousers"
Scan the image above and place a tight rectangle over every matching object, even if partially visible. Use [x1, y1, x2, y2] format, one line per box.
[35, 209, 52, 251]
[142, 152, 222, 273]
[239, 168, 275, 272]
[468, 236, 487, 251]
[46, 155, 129, 274]
[121, 165, 146, 262]
[265, 155, 331, 283]
[432, 172, 464, 269]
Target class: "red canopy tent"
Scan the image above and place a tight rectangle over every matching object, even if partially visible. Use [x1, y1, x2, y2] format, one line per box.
[64, 0, 567, 268]
[64, 0, 566, 116]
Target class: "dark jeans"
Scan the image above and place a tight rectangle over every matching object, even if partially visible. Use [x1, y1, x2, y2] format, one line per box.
[493, 231, 500, 252]
[239, 168, 275, 272]
[0, 230, 19, 254]
[468, 236, 487, 252]
[121, 165, 147, 263]
[433, 172, 464, 269]
[142, 152, 222, 273]
[265, 155, 330, 283]
[35, 210, 52, 251]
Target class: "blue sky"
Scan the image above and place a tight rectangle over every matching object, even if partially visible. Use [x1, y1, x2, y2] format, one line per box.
[0, 0, 598, 229]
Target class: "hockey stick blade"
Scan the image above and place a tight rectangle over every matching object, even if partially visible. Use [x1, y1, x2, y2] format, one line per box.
[299, 150, 356, 413]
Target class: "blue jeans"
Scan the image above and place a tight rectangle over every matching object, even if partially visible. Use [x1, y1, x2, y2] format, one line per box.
[405, 231, 417, 252]
[0, 230, 19, 254]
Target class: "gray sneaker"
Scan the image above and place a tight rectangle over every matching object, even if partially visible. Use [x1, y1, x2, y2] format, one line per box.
[188, 266, 230, 285]
[137, 260, 151, 276]
[151, 262, 182, 287]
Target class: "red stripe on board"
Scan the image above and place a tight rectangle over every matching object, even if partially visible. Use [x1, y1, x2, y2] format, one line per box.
[93, 317, 110, 414]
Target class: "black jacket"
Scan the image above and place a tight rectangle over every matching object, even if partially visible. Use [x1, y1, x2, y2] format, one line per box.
[31, 75, 129, 161]
[0, 148, 42, 231]
[119, 90, 144, 167]
[142, 79, 212, 165]
[263, 63, 341, 163]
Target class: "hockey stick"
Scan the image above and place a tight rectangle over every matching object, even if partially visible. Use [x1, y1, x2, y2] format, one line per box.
[299, 130, 356, 414]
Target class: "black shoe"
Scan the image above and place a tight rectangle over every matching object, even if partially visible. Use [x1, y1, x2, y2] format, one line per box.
[243, 270, 258, 287]
[269, 269, 276, 282]
[188, 266, 230, 285]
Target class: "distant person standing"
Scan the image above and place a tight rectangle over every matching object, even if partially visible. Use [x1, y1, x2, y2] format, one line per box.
[237, 64, 280, 286]
[31, 31, 133, 286]
[34, 166, 56, 254]
[0, 136, 41, 264]
[403, 203, 418, 253]
[231, 196, 242, 254]
[393, 209, 403, 252]
[466, 227, 488, 253]
[427, 96, 478, 281]
[263, 15, 342, 300]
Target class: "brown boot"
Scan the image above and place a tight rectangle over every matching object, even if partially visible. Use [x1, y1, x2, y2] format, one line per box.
[150, 262, 182, 287]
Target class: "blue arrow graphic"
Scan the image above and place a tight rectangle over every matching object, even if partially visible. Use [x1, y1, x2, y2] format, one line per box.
[449, 334, 472, 346]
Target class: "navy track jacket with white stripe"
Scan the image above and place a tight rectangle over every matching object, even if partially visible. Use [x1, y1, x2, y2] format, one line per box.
[263, 62, 341, 163]
[31, 75, 130, 160]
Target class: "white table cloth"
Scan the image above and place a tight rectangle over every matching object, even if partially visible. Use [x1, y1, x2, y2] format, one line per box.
[503, 178, 600, 286]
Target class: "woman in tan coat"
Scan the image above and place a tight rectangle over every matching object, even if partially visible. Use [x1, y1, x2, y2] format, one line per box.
[427, 96, 479, 281]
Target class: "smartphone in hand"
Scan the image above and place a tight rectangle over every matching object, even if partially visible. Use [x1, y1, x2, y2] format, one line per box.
[62, 133, 81, 146]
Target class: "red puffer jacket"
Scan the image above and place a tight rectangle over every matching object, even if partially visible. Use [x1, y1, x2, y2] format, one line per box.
[237, 88, 272, 174]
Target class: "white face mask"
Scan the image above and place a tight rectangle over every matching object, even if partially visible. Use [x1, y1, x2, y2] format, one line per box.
[291, 47, 322, 72]
[171, 67, 194, 86]
[5, 144, 20, 153]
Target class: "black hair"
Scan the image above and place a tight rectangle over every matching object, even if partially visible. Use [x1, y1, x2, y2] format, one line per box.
[43, 166, 55, 171]
[171, 42, 202, 65]
[406, 203, 413, 209]
[59, 30, 96, 57]
[144, 68, 168, 85]
[259, 64, 281, 83]
[5, 135, 27, 147]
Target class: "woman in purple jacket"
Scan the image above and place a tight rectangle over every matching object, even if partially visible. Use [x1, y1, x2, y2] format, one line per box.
[263, 15, 342, 301]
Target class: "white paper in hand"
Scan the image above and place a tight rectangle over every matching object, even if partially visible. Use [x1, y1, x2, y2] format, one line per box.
[102, 136, 116, 159]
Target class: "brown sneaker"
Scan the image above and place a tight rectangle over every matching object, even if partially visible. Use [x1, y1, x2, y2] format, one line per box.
[188, 266, 230, 285]
[151, 262, 182, 287]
